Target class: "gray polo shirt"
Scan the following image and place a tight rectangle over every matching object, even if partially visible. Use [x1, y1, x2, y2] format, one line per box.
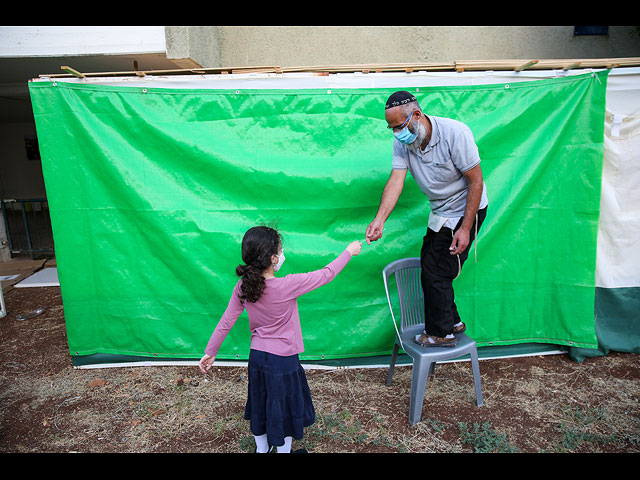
[392, 115, 488, 220]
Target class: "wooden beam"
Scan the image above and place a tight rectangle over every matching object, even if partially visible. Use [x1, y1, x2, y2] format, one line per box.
[133, 61, 146, 77]
[514, 60, 539, 72]
[34, 57, 639, 79]
[60, 66, 85, 78]
[562, 62, 582, 71]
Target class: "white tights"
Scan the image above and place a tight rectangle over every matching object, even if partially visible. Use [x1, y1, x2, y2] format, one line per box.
[254, 434, 292, 453]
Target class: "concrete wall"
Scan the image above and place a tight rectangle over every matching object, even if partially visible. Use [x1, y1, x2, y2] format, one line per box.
[165, 26, 640, 69]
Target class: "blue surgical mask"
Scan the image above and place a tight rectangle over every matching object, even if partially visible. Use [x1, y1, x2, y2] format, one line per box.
[393, 113, 418, 145]
[394, 125, 418, 145]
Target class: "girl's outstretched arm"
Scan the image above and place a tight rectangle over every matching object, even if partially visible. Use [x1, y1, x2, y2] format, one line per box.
[289, 241, 361, 298]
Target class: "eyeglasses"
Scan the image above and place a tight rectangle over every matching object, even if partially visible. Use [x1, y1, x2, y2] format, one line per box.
[387, 111, 415, 132]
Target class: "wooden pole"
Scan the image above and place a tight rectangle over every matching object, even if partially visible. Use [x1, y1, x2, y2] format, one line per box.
[60, 66, 85, 78]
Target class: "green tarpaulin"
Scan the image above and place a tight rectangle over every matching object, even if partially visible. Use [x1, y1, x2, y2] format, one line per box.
[28, 70, 608, 362]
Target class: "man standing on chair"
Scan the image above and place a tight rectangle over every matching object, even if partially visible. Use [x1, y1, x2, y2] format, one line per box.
[366, 91, 488, 348]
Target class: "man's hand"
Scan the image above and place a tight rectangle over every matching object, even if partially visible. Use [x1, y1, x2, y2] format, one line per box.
[452, 163, 483, 255]
[365, 219, 384, 245]
[450, 227, 470, 255]
[366, 169, 406, 245]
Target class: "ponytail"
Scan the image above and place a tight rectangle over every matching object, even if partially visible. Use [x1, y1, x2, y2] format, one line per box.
[236, 226, 281, 303]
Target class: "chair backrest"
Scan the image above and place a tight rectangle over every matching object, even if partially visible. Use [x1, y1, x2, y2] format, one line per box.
[382, 257, 424, 335]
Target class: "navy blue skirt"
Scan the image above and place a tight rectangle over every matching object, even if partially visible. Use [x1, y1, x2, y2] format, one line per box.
[244, 349, 315, 447]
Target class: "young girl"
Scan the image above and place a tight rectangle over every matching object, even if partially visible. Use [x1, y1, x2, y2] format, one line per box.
[199, 226, 361, 453]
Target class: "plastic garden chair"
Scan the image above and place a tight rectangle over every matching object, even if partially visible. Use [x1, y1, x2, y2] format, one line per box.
[382, 257, 483, 425]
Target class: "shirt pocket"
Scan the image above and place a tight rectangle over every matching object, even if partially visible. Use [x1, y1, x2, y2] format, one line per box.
[430, 158, 458, 183]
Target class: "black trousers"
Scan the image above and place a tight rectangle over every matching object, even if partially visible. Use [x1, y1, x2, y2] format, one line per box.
[420, 207, 487, 338]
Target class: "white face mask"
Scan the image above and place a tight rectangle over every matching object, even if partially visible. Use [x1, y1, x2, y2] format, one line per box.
[273, 251, 285, 272]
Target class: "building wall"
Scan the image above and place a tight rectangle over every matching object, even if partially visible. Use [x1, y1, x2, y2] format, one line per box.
[165, 26, 640, 69]
[0, 123, 44, 198]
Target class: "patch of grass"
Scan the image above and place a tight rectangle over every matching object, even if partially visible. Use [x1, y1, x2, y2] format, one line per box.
[424, 418, 446, 433]
[304, 409, 368, 445]
[557, 406, 620, 452]
[457, 421, 517, 453]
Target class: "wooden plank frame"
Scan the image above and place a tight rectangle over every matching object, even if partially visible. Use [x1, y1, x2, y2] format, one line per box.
[41, 58, 640, 79]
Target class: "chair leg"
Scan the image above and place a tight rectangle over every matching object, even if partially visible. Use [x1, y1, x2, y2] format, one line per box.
[408, 359, 432, 426]
[386, 343, 399, 386]
[469, 347, 484, 407]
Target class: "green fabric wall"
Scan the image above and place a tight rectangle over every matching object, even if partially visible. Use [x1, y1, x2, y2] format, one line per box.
[28, 71, 608, 361]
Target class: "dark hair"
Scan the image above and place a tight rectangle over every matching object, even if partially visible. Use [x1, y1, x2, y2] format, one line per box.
[236, 226, 282, 303]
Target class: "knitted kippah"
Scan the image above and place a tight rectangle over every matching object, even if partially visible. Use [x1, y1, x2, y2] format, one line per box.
[385, 91, 417, 110]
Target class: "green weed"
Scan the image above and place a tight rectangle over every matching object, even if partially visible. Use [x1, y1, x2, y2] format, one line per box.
[458, 421, 517, 453]
[558, 406, 620, 451]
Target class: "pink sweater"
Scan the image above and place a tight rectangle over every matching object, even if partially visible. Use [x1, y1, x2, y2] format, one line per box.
[204, 249, 352, 358]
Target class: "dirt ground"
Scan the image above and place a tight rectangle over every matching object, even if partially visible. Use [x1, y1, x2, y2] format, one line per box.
[1, 279, 639, 454]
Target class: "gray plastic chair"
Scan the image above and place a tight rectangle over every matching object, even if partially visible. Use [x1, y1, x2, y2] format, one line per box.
[383, 257, 483, 425]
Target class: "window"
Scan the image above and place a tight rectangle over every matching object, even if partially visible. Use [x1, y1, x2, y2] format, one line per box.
[24, 136, 41, 161]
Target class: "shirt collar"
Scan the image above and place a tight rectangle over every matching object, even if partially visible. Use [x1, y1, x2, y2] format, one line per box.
[422, 115, 440, 153]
